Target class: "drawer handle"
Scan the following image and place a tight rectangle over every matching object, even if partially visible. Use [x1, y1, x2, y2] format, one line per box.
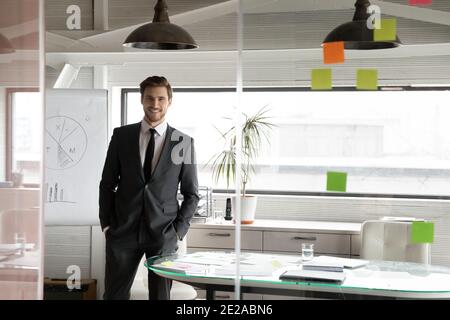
[208, 233, 231, 237]
[293, 236, 317, 241]
[216, 294, 231, 299]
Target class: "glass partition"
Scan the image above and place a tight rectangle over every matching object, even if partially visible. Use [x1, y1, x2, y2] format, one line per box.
[0, 0, 44, 299]
[240, 0, 450, 197]
[39, 0, 450, 301]
[46, 0, 241, 300]
[239, 0, 450, 291]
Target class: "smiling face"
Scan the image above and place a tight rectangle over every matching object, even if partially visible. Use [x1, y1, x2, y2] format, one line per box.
[141, 86, 172, 127]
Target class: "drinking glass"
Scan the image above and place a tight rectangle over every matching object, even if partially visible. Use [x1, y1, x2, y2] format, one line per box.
[214, 210, 224, 224]
[14, 232, 26, 255]
[302, 243, 314, 261]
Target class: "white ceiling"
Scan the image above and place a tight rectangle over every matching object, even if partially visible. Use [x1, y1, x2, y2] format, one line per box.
[41, 0, 450, 87]
[45, 0, 450, 52]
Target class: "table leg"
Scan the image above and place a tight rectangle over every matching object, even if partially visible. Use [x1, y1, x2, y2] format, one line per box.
[206, 288, 215, 300]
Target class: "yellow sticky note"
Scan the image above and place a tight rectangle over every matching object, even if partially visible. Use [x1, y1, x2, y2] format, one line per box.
[357, 69, 378, 90]
[161, 261, 174, 267]
[311, 69, 332, 90]
[271, 260, 282, 268]
[374, 18, 397, 41]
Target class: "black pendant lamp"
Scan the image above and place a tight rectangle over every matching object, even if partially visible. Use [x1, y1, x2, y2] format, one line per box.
[123, 0, 198, 50]
[0, 32, 15, 54]
[323, 0, 401, 50]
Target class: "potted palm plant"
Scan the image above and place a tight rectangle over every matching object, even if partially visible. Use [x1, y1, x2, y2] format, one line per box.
[209, 106, 275, 224]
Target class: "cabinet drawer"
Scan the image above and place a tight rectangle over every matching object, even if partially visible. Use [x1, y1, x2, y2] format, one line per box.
[187, 228, 262, 251]
[263, 231, 351, 255]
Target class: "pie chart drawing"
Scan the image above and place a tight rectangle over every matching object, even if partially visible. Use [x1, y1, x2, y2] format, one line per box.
[45, 116, 88, 170]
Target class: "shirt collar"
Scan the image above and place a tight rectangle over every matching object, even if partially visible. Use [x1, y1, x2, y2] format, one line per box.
[141, 118, 168, 136]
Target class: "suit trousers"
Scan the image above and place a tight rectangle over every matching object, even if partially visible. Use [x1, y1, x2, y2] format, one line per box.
[103, 220, 173, 300]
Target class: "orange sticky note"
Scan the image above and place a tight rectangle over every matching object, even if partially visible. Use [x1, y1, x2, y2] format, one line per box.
[323, 41, 345, 64]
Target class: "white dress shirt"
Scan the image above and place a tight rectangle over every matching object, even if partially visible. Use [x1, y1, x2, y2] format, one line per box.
[139, 118, 168, 173]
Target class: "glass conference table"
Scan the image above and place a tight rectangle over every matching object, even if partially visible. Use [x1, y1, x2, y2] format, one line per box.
[145, 251, 450, 300]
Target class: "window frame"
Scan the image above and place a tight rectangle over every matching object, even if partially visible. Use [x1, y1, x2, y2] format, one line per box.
[120, 86, 450, 201]
[120, 87, 236, 127]
[5, 87, 39, 184]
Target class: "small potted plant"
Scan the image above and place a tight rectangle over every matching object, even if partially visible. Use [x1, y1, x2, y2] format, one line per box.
[209, 106, 275, 224]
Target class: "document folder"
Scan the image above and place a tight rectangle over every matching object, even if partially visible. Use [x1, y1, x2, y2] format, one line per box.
[311, 256, 369, 269]
[280, 269, 346, 284]
[302, 260, 344, 272]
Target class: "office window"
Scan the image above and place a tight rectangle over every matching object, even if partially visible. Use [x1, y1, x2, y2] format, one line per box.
[122, 89, 236, 190]
[122, 88, 450, 197]
[7, 90, 41, 186]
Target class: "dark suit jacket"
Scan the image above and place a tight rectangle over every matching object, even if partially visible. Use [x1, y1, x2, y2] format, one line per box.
[99, 122, 199, 251]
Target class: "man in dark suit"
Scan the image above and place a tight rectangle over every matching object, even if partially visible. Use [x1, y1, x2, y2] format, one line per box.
[99, 76, 199, 300]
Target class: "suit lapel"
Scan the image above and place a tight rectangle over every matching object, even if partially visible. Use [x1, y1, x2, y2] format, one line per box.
[151, 125, 174, 180]
[132, 122, 145, 183]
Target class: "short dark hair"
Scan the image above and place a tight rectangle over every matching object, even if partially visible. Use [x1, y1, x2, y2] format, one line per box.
[139, 76, 173, 100]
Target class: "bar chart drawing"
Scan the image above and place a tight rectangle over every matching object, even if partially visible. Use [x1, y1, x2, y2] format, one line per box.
[45, 116, 88, 170]
[45, 182, 76, 204]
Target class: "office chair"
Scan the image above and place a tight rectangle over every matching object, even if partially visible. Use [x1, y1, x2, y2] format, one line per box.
[130, 236, 198, 300]
[360, 220, 430, 264]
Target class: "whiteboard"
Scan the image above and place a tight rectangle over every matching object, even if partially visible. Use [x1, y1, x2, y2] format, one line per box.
[44, 89, 107, 225]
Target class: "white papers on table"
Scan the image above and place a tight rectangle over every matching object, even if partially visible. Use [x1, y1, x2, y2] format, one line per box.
[168, 252, 301, 277]
[302, 260, 344, 272]
[0, 243, 35, 255]
[152, 261, 210, 275]
[1, 251, 40, 267]
[381, 216, 425, 222]
[3, 255, 36, 267]
[175, 256, 225, 265]
[176, 252, 236, 266]
[240, 253, 301, 266]
[311, 256, 369, 269]
[213, 263, 276, 276]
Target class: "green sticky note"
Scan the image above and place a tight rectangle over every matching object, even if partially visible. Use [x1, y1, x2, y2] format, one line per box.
[411, 222, 434, 243]
[374, 18, 397, 41]
[311, 69, 332, 90]
[326, 171, 347, 192]
[357, 69, 378, 90]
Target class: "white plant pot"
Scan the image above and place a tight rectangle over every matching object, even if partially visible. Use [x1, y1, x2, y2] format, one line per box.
[231, 195, 257, 224]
